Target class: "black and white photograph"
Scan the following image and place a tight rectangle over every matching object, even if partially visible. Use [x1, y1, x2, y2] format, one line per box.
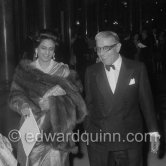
[0, 0, 166, 166]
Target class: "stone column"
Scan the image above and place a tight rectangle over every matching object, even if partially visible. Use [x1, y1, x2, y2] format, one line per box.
[129, 0, 133, 32]
[66, 0, 73, 57]
[0, 0, 15, 85]
[139, 0, 142, 32]
[37, 0, 51, 29]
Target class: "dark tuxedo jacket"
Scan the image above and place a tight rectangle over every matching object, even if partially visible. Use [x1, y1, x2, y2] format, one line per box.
[84, 57, 158, 151]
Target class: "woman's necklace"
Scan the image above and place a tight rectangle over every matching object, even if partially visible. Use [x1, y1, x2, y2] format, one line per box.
[36, 59, 54, 73]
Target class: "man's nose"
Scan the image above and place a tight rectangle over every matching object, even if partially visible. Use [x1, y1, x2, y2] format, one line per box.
[97, 51, 104, 57]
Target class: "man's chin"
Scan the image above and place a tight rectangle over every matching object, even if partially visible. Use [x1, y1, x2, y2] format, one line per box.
[101, 60, 111, 65]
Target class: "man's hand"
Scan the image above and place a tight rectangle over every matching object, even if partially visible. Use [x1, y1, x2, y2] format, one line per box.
[149, 132, 160, 154]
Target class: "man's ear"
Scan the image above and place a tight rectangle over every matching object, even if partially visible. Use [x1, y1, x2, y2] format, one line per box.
[116, 43, 121, 53]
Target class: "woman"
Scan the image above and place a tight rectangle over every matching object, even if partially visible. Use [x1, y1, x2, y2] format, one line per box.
[0, 134, 17, 166]
[9, 29, 87, 166]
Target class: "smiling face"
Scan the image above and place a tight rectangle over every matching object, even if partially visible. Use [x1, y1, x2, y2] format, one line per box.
[36, 39, 55, 63]
[96, 37, 121, 65]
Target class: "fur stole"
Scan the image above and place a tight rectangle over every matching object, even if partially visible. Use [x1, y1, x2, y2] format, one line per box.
[11, 59, 87, 152]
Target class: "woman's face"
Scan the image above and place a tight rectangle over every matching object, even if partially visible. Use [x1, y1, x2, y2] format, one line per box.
[36, 39, 55, 62]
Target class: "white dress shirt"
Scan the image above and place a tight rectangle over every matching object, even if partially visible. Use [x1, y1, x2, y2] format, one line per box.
[105, 55, 160, 147]
[105, 55, 122, 94]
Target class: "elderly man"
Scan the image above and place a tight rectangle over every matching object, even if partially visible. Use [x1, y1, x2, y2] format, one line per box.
[84, 31, 160, 166]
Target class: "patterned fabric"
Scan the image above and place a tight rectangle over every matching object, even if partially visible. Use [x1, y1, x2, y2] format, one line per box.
[0, 134, 17, 166]
[35, 59, 70, 78]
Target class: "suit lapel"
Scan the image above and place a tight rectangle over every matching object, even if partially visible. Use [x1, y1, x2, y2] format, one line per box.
[96, 63, 113, 101]
[112, 58, 134, 109]
[96, 58, 134, 115]
[96, 58, 134, 98]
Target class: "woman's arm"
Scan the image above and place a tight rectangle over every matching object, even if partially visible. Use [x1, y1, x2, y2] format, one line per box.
[67, 70, 83, 93]
[8, 81, 39, 116]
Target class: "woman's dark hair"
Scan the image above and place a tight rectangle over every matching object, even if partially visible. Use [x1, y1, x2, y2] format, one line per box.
[34, 29, 59, 48]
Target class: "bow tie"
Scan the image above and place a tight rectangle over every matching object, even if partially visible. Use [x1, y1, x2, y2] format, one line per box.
[105, 64, 115, 71]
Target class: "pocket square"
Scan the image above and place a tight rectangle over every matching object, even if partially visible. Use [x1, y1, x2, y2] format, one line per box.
[129, 78, 135, 85]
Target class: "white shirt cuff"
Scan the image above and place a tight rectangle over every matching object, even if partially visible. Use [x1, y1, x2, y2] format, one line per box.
[149, 132, 160, 138]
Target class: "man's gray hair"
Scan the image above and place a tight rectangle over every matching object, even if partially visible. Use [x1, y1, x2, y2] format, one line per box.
[95, 31, 120, 43]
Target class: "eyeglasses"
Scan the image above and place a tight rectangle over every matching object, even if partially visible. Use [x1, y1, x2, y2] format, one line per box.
[94, 43, 118, 53]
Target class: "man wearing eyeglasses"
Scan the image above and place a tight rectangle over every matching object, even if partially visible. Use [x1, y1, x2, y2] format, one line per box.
[84, 31, 160, 166]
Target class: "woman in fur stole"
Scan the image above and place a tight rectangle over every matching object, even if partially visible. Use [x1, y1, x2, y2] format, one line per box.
[8, 29, 87, 166]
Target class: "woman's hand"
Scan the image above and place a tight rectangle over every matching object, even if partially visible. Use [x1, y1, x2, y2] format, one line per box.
[39, 85, 66, 111]
[21, 103, 31, 117]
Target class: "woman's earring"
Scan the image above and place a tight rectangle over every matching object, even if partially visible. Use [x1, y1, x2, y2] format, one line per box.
[34, 49, 38, 59]
[52, 53, 55, 60]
